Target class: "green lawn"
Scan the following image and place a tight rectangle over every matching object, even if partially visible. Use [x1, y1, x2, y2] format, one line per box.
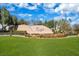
[0, 36, 79, 56]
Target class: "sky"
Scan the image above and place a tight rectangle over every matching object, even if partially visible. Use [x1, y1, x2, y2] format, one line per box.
[0, 3, 79, 25]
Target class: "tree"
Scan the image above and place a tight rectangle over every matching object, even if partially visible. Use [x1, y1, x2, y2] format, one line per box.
[0, 10, 1, 23]
[33, 20, 43, 25]
[43, 19, 57, 33]
[11, 16, 18, 30]
[17, 19, 28, 25]
[0, 7, 18, 36]
[1, 7, 10, 31]
[55, 19, 72, 34]
[7, 16, 18, 36]
[73, 24, 79, 34]
[44, 20, 54, 28]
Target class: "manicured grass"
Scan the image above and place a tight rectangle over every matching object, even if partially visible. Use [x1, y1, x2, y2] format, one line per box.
[0, 36, 79, 56]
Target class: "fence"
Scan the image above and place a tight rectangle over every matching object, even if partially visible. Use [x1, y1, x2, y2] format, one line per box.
[0, 31, 67, 38]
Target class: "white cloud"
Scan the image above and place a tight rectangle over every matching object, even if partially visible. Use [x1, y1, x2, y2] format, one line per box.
[15, 3, 56, 13]
[15, 3, 39, 10]
[39, 18, 44, 21]
[55, 3, 79, 13]
[44, 8, 55, 13]
[18, 3, 28, 7]
[7, 7, 15, 11]
[54, 3, 79, 24]
[43, 3, 56, 8]
[77, 7, 79, 12]
[18, 13, 32, 18]
[71, 19, 79, 25]
[27, 5, 37, 10]
[67, 16, 78, 21]
[15, 3, 28, 8]
[54, 15, 65, 20]
[43, 3, 56, 13]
